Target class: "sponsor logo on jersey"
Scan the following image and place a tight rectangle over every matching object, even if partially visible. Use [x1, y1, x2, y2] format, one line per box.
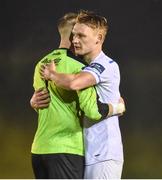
[52, 52, 61, 55]
[41, 58, 61, 64]
[89, 63, 105, 74]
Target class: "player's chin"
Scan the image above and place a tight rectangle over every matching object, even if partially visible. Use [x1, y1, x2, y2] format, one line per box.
[75, 49, 83, 55]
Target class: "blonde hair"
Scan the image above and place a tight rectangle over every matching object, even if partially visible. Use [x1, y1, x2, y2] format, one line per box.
[76, 10, 108, 40]
[57, 12, 77, 30]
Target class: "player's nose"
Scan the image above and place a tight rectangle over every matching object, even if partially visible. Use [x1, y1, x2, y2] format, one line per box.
[72, 35, 79, 44]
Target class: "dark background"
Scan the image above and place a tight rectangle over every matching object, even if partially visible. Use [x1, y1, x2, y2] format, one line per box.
[0, 0, 162, 178]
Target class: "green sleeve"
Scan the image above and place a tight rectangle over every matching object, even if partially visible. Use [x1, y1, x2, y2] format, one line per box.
[77, 87, 102, 121]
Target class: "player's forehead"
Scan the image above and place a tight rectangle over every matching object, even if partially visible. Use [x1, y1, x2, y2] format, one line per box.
[72, 23, 94, 34]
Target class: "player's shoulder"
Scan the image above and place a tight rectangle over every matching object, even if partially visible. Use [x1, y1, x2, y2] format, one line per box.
[102, 52, 118, 65]
[94, 51, 119, 71]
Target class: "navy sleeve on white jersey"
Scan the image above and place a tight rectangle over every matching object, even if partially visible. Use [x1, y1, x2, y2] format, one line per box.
[82, 62, 106, 83]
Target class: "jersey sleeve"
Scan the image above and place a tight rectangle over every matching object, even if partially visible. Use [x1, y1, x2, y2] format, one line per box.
[77, 86, 108, 121]
[82, 63, 106, 83]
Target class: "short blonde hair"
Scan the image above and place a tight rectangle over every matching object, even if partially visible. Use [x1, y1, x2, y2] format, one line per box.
[57, 12, 77, 30]
[76, 10, 108, 40]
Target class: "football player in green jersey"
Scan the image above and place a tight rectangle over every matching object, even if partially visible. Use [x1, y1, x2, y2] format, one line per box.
[30, 12, 125, 179]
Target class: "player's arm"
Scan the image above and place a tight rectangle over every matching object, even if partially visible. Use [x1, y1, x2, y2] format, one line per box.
[98, 97, 126, 119]
[40, 61, 96, 90]
[77, 86, 125, 121]
[30, 88, 50, 111]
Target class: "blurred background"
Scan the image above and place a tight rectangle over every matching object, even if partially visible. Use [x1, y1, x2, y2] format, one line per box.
[0, 0, 162, 178]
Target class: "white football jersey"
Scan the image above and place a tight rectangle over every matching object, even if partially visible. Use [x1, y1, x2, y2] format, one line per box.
[82, 51, 124, 165]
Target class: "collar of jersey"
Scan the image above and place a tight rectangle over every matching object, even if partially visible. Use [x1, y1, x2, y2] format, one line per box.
[52, 48, 70, 55]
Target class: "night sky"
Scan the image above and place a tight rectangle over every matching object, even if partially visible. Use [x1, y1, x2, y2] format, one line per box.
[0, 0, 162, 178]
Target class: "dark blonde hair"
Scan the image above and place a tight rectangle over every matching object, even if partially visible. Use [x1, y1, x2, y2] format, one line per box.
[57, 12, 77, 30]
[76, 10, 108, 40]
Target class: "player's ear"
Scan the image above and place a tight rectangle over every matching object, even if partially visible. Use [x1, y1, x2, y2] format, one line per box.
[96, 33, 102, 44]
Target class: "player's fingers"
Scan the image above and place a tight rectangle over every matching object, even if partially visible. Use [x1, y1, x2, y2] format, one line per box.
[40, 64, 46, 69]
[39, 72, 46, 80]
[40, 65, 46, 74]
[35, 88, 45, 93]
[30, 99, 38, 109]
[119, 97, 126, 112]
[119, 97, 124, 104]
[40, 69, 48, 80]
[36, 89, 49, 96]
[37, 97, 50, 104]
[41, 89, 48, 93]
[39, 68, 44, 76]
[31, 98, 50, 108]
[37, 103, 49, 108]
[50, 61, 56, 71]
[35, 89, 48, 97]
[36, 93, 50, 102]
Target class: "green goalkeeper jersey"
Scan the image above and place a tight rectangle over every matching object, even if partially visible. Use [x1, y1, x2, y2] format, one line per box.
[31, 48, 103, 156]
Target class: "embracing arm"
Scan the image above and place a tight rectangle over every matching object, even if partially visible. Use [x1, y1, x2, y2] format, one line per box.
[78, 86, 126, 121]
[30, 88, 50, 111]
[50, 71, 96, 90]
[40, 61, 96, 90]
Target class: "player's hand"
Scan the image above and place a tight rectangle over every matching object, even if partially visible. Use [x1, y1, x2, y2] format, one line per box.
[40, 61, 56, 80]
[118, 96, 126, 116]
[108, 97, 126, 117]
[30, 88, 50, 109]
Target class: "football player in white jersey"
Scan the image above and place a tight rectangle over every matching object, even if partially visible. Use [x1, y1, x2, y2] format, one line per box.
[40, 10, 125, 179]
